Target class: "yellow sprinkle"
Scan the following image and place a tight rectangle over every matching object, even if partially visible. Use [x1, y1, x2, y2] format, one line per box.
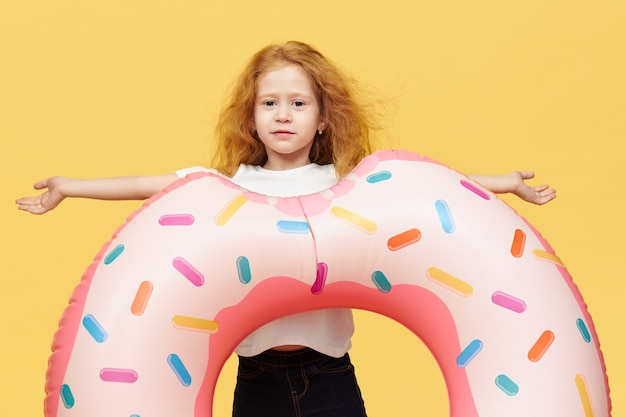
[172, 315, 219, 333]
[427, 267, 473, 297]
[215, 195, 248, 226]
[533, 249, 564, 266]
[330, 206, 377, 234]
[575, 374, 595, 417]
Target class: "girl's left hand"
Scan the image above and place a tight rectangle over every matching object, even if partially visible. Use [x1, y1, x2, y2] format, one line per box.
[506, 171, 556, 205]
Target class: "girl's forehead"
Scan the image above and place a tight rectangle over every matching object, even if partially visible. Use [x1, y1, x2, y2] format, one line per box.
[256, 64, 316, 93]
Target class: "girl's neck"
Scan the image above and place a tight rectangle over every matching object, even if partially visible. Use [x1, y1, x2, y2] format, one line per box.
[263, 155, 311, 171]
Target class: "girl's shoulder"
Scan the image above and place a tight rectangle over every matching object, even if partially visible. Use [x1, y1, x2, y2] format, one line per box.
[174, 166, 216, 178]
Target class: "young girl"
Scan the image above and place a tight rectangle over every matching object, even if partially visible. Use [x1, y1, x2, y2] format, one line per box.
[16, 41, 556, 417]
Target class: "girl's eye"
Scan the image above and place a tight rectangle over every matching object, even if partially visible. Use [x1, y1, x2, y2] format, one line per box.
[263, 100, 276, 107]
[293, 101, 305, 107]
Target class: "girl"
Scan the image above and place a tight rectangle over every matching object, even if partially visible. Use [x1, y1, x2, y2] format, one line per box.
[16, 41, 555, 417]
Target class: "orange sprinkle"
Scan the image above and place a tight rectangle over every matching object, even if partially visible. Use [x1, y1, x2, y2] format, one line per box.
[510, 229, 526, 258]
[387, 228, 421, 251]
[528, 330, 555, 362]
[131, 281, 153, 316]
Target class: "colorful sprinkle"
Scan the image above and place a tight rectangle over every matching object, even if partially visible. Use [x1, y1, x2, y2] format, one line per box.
[276, 220, 310, 234]
[236, 256, 252, 284]
[366, 170, 392, 183]
[103, 244, 124, 265]
[167, 354, 192, 387]
[60, 384, 75, 408]
[330, 206, 377, 233]
[575, 374, 595, 417]
[215, 195, 248, 226]
[532, 249, 564, 266]
[387, 228, 421, 251]
[172, 315, 219, 333]
[510, 229, 526, 258]
[434, 200, 455, 233]
[427, 267, 473, 296]
[457, 339, 483, 368]
[99, 368, 138, 383]
[131, 281, 153, 316]
[172, 257, 204, 286]
[460, 179, 490, 200]
[311, 262, 328, 295]
[577, 318, 592, 343]
[495, 374, 519, 396]
[158, 214, 195, 226]
[82, 314, 107, 343]
[528, 330, 555, 362]
[372, 270, 392, 293]
[491, 291, 526, 313]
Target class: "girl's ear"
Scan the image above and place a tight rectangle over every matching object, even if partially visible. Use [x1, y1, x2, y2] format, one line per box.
[318, 119, 328, 131]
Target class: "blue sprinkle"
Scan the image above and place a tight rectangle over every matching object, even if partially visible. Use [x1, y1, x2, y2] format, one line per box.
[577, 318, 592, 343]
[276, 220, 310, 234]
[82, 314, 108, 343]
[60, 384, 75, 408]
[495, 374, 519, 396]
[366, 170, 392, 183]
[104, 244, 125, 265]
[456, 339, 483, 368]
[167, 354, 192, 387]
[371, 271, 392, 293]
[435, 200, 455, 233]
[237, 256, 252, 284]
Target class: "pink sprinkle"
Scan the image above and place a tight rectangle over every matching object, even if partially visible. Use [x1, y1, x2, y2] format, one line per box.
[173, 257, 205, 286]
[311, 262, 328, 294]
[159, 214, 195, 226]
[492, 291, 526, 313]
[460, 180, 490, 200]
[99, 368, 138, 383]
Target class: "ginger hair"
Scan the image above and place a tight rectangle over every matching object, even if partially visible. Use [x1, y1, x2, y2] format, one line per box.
[212, 41, 376, 179]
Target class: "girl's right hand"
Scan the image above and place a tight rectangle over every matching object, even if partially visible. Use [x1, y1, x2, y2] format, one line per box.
[16, 176, 69, 215]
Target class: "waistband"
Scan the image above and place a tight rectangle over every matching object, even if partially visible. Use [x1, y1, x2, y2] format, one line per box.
[239, 348, 341, 367]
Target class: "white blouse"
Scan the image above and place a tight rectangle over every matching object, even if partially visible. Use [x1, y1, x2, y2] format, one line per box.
[175, 163, 354, 358]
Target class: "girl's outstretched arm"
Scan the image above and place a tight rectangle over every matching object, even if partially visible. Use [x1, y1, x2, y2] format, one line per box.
[15, 174, 178, 215]
[468, 171, 556, 205]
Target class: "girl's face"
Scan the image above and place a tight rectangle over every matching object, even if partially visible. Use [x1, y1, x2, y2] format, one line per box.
[254, 64, 326, 170]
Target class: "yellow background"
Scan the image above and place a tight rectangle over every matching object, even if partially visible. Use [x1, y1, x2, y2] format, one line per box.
[1, 1, 624, 416]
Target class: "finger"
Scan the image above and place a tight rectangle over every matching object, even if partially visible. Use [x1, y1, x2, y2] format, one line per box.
[540, 188, 557, 197]
[33, 179, 48, 190]
[517, 171, 536, 180]
[17, 204, 46, 214]
[15, 196, 38, 205]
[536, 192, 557, 205]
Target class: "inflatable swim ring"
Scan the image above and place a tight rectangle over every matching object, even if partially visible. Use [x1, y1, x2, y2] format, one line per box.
[44, 150, 611, 417]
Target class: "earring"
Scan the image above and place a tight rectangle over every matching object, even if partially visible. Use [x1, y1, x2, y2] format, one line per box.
[318, 129, 323, 135]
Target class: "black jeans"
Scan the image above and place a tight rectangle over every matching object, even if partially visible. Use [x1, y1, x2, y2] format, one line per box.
[232, 348, 368, 417]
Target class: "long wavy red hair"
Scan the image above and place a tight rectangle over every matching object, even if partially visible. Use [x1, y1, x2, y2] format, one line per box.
[212, 41, 377, 179]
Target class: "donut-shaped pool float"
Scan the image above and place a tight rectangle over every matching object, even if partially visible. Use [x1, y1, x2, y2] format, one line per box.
[45, 150, 611, 417]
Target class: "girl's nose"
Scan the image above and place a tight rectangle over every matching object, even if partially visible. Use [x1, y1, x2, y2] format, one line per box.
[275, 104, 291, 122]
